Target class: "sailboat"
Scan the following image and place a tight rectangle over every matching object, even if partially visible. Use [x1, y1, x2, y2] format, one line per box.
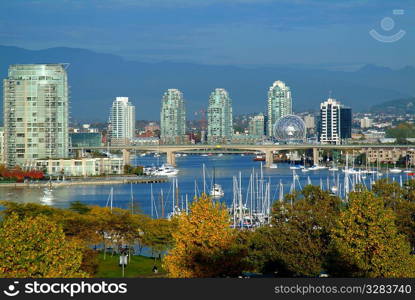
[269, 163, 278, 169]
[328, 161, 339, 172]
[389, 167, 402, 174]
[210, 167, 224, 198]
[301, 155, 309, 172]
[389, 162, 402, 174]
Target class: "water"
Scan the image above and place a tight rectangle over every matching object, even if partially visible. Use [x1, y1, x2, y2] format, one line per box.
[0, 154, 408, 216]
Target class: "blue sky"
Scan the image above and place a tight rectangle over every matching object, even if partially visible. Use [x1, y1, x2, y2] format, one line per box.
[1, 0, 414, 69]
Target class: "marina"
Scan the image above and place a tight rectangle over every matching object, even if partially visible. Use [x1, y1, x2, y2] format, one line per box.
[1, 154, 413, 222]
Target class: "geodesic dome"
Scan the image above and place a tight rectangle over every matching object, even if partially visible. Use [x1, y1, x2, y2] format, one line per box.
[274, 115, 306, 142]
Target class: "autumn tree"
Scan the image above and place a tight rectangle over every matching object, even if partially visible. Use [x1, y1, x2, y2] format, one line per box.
[372, 179, 415, 248]
[329, 190, 415, 277]
[0, 214, 87, 278]
[163, 194, 247, 278]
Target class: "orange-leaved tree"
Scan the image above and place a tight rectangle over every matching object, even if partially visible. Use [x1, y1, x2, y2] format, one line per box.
[163, 194, 246, 278]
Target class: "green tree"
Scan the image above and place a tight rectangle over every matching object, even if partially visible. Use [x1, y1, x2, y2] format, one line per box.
[143, 218, 175, 259]
[0, 214, 87, 278]
[247, 186, 341, 277]
[89, 206, 143, 258]
[329, 190, 415, 277]
[386, 122, 415, 143]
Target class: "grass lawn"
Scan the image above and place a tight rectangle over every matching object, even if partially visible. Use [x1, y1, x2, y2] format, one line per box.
[95, 252, 167, 278]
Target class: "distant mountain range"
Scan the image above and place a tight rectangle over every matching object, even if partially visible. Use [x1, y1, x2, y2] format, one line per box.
[0, 45, 414, 122]
[371, 98, 415, 115]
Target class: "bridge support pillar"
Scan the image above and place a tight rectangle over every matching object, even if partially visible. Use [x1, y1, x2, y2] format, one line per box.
[166, 151, 176, 167]
[265, 150, 273, 168]
[122, 149, 131, 166]
[313, 148, 319, 165]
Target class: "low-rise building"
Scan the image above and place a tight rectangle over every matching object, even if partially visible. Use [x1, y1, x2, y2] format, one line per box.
[132, 137, 160, 146]
[27, 157, 124, 176]
[360, 117, 373, 129]
[379, 138, 397, 144]
[231, 134, 264, 145]
[366, 148, 415, 164]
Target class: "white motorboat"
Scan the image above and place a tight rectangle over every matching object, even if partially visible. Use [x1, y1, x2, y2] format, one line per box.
[153, 164, 179, 176]
[269, 163, 278, 169]
[328, 167, 339, 172]
[210, 184, 224, 198]
[403, 169, 413, 174]
[289, 165, 302, 170]
[301, 168, 310, 172]
[143, 166, 156, 175]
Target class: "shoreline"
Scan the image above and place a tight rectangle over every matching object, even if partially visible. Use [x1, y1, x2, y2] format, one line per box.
[0, 176, 169, 188]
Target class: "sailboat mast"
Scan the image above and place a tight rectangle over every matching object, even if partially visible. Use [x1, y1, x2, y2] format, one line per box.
[110, 187, 113, 212]
[176, 177, 179, 208]
[130, 182, 134, 214]
[161, 189, 164, 218]
[203, 163, 206, 195]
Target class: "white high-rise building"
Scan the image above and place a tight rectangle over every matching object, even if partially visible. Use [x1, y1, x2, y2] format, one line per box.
[267, 81, 292, 137]
[318, 98, 352, 145]
[108, 97, 135, 145]
[3, 64, 69, 168]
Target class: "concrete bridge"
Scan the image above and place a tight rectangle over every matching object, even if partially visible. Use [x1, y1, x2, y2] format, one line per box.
[70, 144, 414, 168]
